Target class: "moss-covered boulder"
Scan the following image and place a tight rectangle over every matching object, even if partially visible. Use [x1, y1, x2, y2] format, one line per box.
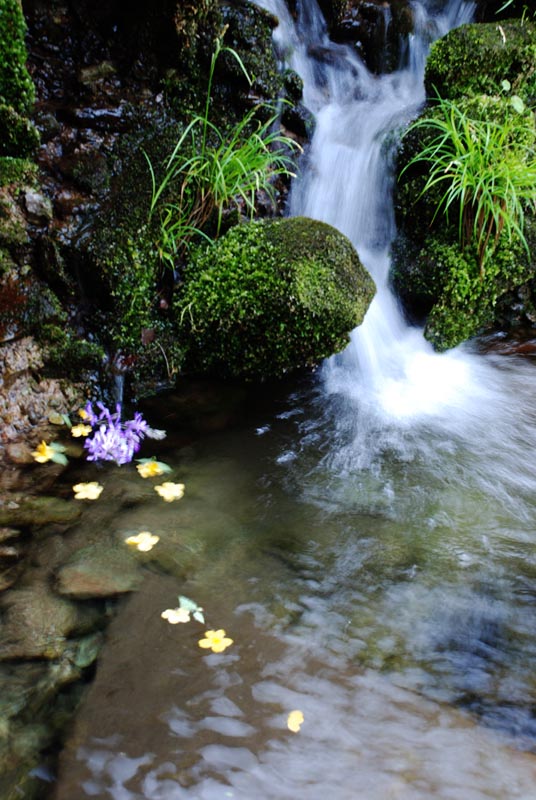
[393, 17, 536, 350]
[425, 19, 536, 103]
[0, 0, 39, 158]
[174, 217, 375, 379]
[0, 0, 35, 114]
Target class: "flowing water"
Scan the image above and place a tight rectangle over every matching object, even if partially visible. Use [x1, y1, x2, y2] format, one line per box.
[51, 1, 536, 798]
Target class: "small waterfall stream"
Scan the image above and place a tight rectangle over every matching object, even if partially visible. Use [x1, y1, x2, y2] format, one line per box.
[260, 0, 477, 419]
[50, 3, 536, 798]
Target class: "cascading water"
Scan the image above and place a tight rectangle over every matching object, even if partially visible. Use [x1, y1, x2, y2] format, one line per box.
[256, 0, 536, 498]
[260, 0, 478, 419]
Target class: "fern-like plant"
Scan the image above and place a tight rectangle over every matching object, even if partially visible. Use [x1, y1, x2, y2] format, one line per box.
[146, 37, 300, 267]
[402, 92, 536, 274]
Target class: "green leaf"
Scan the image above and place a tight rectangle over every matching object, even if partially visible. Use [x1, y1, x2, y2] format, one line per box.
[193, 610, 205, 624]
[178, 595, 199, 612]
[51, 452, 68, 466]
[501, 79, 511, 92]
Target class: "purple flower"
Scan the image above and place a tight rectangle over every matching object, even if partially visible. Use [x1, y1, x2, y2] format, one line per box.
[82, 403, 163, 466]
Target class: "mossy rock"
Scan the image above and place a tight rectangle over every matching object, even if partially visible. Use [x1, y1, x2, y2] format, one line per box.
[392, 227, 534, 351]
[0, 0, 35, 115]
[40, 324, 105, 379]
[174, 217, 375, 380]
[425, 19, 536, 102]
[0, 105, 39, 158]
[0, 157, 37, 187]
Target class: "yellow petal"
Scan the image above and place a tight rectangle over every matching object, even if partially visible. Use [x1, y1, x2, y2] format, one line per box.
[32, 441, 54, 463]
[124, 532, 160, 551]
[71, 424, 92, 438]
[73, 481, 103, 500]
[154, 482, 185, 502]
[198, 629, 233, 653]
[287, 710, 304, 733]
[137, 461, 163, 478]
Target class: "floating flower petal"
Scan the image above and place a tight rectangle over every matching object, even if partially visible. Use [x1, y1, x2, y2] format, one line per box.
[71, 424, 92, 438]
[154, 482, 185, 502]
[136, 459, 172, 478]
[32, 441, 55, 463]
[124, 531, 160, 551]
[32, 440, 67, 465]
[161, 607, 191, 624]
[287, 710, 304, 733]
[73, 481, 103, 500]
[198, 629, 233, 653]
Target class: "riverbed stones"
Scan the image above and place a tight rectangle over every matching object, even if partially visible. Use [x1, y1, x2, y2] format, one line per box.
[55, 542, 142, 599]
[0, 584, 95, 660]
[0, 495, 81, 528]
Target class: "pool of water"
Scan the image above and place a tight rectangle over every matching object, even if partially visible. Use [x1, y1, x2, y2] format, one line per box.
[50, 367, 536, 800]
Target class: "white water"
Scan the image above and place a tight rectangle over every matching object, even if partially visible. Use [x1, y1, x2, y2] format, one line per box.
[253, 0, 536, 468]
[260, 0, 480, 422]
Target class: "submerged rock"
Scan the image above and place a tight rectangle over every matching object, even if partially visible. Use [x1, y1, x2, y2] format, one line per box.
[0, 496, 81, 528]
[0, 584, 97, 660]
[174, 217, 375, 380]
[55, 542, 142, 599]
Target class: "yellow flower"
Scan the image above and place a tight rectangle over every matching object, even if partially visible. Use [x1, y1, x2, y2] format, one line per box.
[32, 440, 55, 463]
[71, 423, 92, 438]
[124, 531, 160, 552]
[154, 482, 185, 502]
[136, 459, 169, 478]
[78, 408, 90, 420]
[287, 710, 304, 733]
[198, 629, 233, 653]
[161, 607, 191, 624]
[73, 482, 103, 500]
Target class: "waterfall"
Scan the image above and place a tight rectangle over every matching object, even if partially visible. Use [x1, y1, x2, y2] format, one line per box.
[256, 0, 482, 421]
[252, 0, 536, 508]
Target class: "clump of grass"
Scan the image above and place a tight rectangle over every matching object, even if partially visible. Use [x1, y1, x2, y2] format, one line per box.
[146, 36, 300, 267]
[402, 90, 536, 274]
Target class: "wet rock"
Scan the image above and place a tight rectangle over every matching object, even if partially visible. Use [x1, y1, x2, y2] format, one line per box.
[23, 189, 53, 224]
[4, 441, 34, 465]
[0, 528, 21, 543]
[55, 542, 142, 599]
[64, 631, 105, 669]
[0, 566, 22, 593]
[0, 187, 28, 246]
[0, 496, 81, 528]
[0, 584, 94, 660]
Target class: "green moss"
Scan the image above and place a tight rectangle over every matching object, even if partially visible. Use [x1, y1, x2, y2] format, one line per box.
[0, 105, 39, 158]
[174, 217, 375, 380]
[40, 325, 105, 378]
[425, 19, 536, 102]
[0, 156, 37, 186]
[410, 234, 534, 351]
[0, 0, 35, 115]
[0, 190, 27, 246]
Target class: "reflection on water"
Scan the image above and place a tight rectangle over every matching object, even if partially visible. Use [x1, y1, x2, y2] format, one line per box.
[52, 373, 536, 799]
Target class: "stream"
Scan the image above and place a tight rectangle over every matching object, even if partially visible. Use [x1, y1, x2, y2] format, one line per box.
[50, 1, 536, 798]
